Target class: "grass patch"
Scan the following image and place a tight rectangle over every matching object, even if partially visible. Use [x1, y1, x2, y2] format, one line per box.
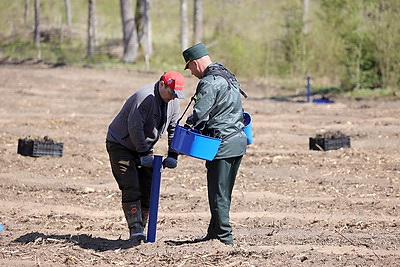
[312, 86, 343, 96]
[344, 88, 399, 100]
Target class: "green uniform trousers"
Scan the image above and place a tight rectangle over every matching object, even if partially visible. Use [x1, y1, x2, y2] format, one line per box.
[205, 155, 243, 245]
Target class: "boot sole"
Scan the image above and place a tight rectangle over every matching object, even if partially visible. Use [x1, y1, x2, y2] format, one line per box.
[130, 233, 146, 241]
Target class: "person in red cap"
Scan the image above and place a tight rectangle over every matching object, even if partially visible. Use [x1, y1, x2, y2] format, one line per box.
[106, 71, 185, 244]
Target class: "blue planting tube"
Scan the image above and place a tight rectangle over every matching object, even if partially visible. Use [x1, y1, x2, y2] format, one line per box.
[147, 155, 163, 243]
[306, 76, 311, 102]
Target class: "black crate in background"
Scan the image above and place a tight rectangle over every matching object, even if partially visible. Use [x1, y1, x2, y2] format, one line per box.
[18, 138, 64, 157]
[309, 136, 351, 151]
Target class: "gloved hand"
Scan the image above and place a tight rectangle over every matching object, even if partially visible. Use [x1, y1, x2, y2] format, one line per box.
[140, 154, 153, 168]
[185, 114, 194, 126]
[163, 157, 177, 169]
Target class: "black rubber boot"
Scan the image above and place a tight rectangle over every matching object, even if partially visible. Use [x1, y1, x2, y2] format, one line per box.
[194, 234, 216, 243]
[142, 208, 149, 229]
[122, 201, 146, 243]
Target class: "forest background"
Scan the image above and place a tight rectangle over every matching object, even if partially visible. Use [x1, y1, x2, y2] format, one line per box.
[0, 0, 399, 98]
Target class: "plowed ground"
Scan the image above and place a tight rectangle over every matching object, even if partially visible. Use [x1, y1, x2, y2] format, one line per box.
[0, 62, 399, 266]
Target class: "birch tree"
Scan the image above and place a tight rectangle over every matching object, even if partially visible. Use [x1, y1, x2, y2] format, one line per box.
[24, 0, 30, 25]
[135, 0, 152, 69]
[34, 0, 40, 47]
[87, 0, 97, 57]
[302, 0, 310, 74]
[302, 0, 310, 35]
[64, 0, 72, 26]
[180, 0, 189, 50]
[120, 0, 138, 63]
[193, 0, 203, 44]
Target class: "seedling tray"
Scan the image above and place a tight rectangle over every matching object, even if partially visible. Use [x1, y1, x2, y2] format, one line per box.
[18, 137, 63, 157]
[309, 136, 350, 151]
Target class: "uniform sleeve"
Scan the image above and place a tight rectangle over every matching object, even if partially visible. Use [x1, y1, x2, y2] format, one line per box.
[192, 78, 217, 131]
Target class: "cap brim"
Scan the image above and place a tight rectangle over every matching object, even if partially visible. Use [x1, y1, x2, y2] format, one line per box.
[184, 63, 189, 70]
[174, 90, 185, 99]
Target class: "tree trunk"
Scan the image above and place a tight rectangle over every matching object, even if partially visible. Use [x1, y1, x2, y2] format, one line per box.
[64, 0, 72, 26]
[193, 0, 203, 44]
[34, 0, 40, 48]
[180, 0, 189, 50]
[24, 0, 30, 25]
[87, 0, 97, 57]
[120, 0, 138, 63]
[302, 0, 310, 74]
[135, 0, 152, 69]
[135, 0, 153, 54]
[302, 0, 310, 34]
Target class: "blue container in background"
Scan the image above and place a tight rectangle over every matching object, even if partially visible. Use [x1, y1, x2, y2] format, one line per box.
[312, 98, 334, 104]
[171, 125, 222, 161]
[243, 112, 253, 145]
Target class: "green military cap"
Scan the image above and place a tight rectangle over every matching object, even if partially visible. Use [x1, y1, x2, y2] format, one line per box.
[182, 43, 209, 70]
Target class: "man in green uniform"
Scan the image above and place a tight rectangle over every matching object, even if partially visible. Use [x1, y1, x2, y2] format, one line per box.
[182, 43, 247, 246]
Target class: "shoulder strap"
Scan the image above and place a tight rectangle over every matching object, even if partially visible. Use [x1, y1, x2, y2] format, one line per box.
[204, 63, 248, 98]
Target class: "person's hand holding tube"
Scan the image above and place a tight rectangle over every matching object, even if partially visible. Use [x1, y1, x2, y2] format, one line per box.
[140, 154, 153, 168]
[162, 152, 178, 168]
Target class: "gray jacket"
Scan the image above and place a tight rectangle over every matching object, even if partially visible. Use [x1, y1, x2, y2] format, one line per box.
[192, 62, 247, 159]
[106, 82, 179, 155]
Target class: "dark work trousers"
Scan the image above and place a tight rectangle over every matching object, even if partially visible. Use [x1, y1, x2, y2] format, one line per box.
[205, 155, 243, 245]
[106, 141, 153, 209]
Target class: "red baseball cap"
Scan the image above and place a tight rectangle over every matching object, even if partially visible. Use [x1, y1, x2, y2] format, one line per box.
[162, 71, 185, 99]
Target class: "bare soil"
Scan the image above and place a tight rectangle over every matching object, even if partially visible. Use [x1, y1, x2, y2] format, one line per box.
[0, 62, 399, 266]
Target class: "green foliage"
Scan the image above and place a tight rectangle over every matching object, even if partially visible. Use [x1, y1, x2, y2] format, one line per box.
[280, 0, 306, 76]
[344, 87, 399, 100]
[208, 34, 263, 79]
[315, 0, 400, 92]
[317, 0, 362, 90]
[1, 37, 83, 64]
[149, 42, 184, 72]
[365, 0, 400, 91]
[313, 86, 343, 96]
[1, 40, 34, 59]
[0, 0, 399, 97]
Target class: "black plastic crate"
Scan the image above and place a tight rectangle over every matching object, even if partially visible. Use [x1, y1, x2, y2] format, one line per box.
[18, 138, 64, 157]
[309, 136, 350, 151]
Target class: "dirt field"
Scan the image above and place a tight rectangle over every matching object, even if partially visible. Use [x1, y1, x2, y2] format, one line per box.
[0, 62, 399, 266]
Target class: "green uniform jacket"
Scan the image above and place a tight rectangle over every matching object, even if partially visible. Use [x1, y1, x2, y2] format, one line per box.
[193, 62, 247, 159]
